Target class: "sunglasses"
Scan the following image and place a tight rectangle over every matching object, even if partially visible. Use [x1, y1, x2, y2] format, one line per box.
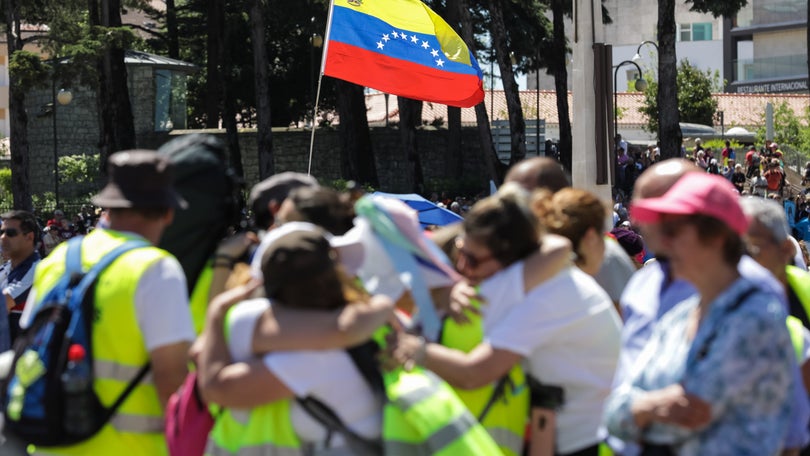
[0, 228, 23, 238]
[454, 236, 495, 269]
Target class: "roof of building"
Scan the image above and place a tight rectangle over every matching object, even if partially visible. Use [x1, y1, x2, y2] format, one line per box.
[124, 50, 198, 72]
[364, 90, 809, 129]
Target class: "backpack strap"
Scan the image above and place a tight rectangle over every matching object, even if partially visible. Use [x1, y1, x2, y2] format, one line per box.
[296, 395, 383, 455]
[295, 340, 385, 455]
[66, 236, 153, 426]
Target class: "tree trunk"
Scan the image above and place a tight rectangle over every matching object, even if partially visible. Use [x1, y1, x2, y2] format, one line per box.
[444, 0, 463, 178]
[397, 97, 424, 193]
[89, 0, 110, 175]
[657, 0, 682, 159]
[205, 0, 224, 128]
[4, 0, 32, 210]
[166, 0, 179, 59]
[250, 0, 273, 180]
[220, 0, 243, 181]
[335, 80, 378, 186]
[458, 0, 503, 184]
[487, 0, 527, 166]
[551, 0, 572, 172]
[95, 0, 135, 167]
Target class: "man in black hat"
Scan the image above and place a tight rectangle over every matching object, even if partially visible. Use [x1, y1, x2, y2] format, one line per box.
[20, 150, 195, 455]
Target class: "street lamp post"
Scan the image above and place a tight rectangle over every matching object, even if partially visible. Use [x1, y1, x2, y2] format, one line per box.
[52, 77, 72, 210]
[309, 18, 323, 128]
[613, 60, 647, 139]
[632, 40, 659, 62]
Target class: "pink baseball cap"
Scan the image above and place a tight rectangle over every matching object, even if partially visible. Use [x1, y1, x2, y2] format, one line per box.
[630, 173, 748, 235]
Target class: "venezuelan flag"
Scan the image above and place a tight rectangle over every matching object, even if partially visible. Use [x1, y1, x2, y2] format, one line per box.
[323, 0, 485, 108]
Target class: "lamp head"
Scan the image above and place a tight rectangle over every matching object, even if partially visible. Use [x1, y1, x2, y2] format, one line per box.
[634, 78, 648, 92]
[56, 89, 73, 106]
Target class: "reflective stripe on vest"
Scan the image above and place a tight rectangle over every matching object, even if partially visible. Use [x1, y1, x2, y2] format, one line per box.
[486, 426, 525, 455]
[94, 359, 153, 384]
[385, 412, 478, 455]
[394, 383, 435, 411]
[109, 413, 165, 434]
[382, 367, 502, 456]
[206, 441, 302, 456]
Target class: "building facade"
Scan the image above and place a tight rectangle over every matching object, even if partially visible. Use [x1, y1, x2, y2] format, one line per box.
[723, 0, 808, 94]
[528, 0, 724, 93]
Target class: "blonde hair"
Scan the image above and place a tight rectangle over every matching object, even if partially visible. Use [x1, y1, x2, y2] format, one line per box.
[531, 188, 607, 260]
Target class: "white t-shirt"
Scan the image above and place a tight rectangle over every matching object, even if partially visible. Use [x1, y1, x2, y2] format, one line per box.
[225, 299, 383, 447]
[483, 264, 622, 454]
[22, 255, 195, 352]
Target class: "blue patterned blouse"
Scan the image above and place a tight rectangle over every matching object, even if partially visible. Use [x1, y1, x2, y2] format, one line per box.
[604, 277, 796, 455]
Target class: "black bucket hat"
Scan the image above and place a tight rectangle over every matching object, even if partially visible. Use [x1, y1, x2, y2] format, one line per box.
[92, 149, 188, 209]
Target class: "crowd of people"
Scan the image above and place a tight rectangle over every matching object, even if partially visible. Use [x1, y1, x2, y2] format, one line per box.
[0, 132, 809, 456]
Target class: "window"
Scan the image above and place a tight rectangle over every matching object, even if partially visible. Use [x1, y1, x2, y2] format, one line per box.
[154, 69, 188, 131]
[678, 22, 713, 42]
[692, 23, 712, 41]
[679, 23, 692, 42]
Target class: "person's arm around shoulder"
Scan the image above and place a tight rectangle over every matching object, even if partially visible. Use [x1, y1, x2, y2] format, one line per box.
[252, 294, 395, 353]
[523, 234, 572, 293]
[385, 333, 520, 390]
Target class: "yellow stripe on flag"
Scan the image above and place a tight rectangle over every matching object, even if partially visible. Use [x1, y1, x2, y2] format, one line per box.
[334, 0, 472, 65]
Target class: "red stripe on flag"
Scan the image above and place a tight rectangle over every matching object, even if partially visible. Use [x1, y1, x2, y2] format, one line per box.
[324, 41, 484, 108]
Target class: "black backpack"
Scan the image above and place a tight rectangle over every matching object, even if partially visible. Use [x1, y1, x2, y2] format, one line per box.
[2, 236, 150, 446]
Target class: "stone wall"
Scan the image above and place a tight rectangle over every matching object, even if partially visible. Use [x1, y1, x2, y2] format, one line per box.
[24, 62, 491, 197]
[25, 65, 159, 198]
[141, 127, 491, 195]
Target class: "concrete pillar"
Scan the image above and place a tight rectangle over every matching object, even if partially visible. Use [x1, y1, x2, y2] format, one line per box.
[571, 0, 612, 203]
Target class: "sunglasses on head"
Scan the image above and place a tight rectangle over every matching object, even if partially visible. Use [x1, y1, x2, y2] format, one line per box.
[0, 228, 23, 238]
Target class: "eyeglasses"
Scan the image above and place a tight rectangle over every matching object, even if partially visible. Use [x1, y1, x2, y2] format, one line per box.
[454, 236, 495, 269]
[0, 228, 21, 238]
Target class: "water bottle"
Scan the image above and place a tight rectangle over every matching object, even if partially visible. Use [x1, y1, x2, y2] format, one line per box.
[61, 344, 95, 435]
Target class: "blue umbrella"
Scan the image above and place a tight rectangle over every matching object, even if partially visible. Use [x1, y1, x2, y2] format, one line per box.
[372, 192, 463, 228]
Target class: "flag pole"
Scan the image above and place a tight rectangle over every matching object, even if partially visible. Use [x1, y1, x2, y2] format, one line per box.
[308, 0, 337, 176]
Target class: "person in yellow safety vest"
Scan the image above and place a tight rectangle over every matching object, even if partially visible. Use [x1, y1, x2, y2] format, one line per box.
[740, 197, 810, 395]
[390, 185, 621, 456]
[198, 226, 501, 455]
[20, 151, 195, 455]
[431, 222, 571, 456]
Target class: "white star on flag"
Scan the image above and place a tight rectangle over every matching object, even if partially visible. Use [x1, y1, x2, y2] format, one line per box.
[377, 41, 385, 49]
[382, 34, 390, 42]
[411, 35, 418, 43]
[435, 58, 445, 67]
[430, 49, 439, 57]
[392, 31, 399, 39]
[400, 32, 408, 40]
[421, 41, 429, 49]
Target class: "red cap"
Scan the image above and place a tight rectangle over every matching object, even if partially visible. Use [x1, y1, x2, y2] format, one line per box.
[630, 173, 748, 235]
[67, 344, 86, 362]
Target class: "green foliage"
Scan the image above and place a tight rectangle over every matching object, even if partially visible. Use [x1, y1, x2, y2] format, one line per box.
[688, 0, 748, 18]
[0, 169, 11, 196]
[8, 51, 49, 92]
[58, 154, 101, 185]
[755, 102, 810, 153]
[328, 179, 375, 194]
[639, 60, 721, 135]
